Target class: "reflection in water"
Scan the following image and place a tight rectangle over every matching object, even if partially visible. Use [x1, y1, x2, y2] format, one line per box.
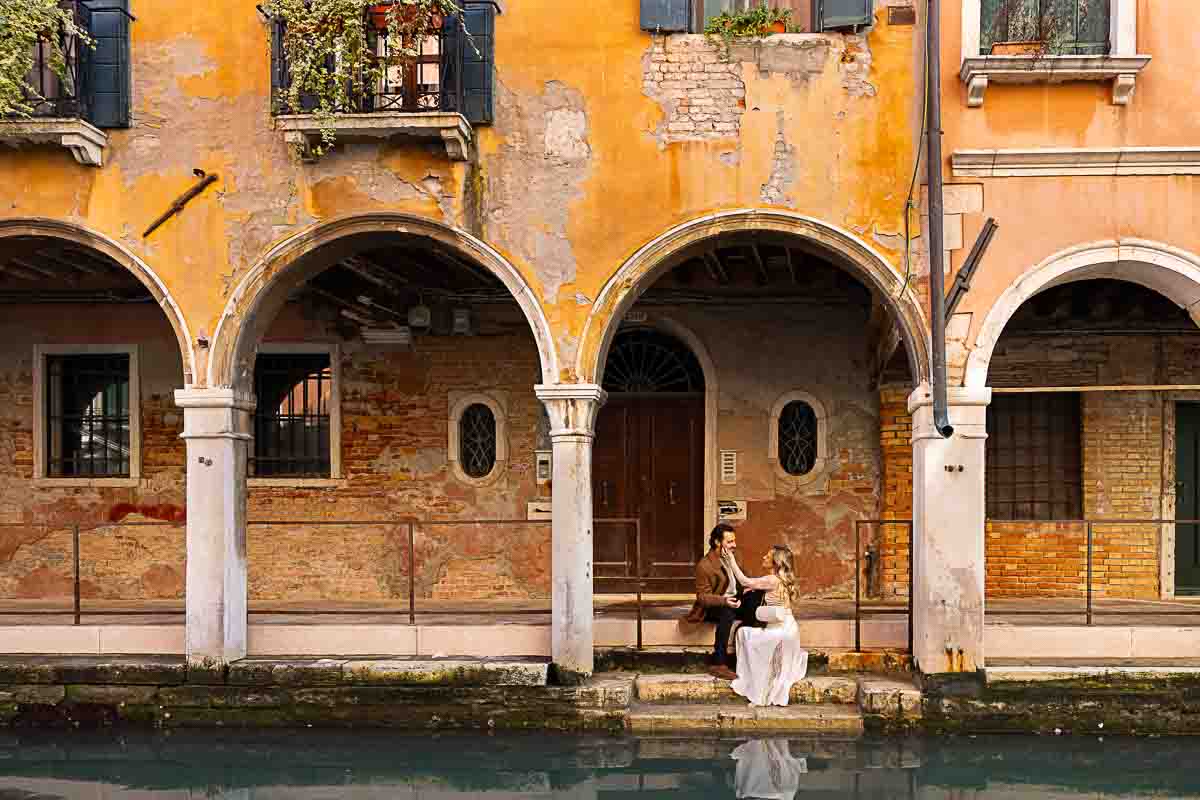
[1, 730, 1199, 799]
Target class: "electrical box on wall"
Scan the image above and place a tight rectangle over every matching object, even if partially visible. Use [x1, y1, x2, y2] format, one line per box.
[719, 500, 747, 522]
[535, 450, 552, 485]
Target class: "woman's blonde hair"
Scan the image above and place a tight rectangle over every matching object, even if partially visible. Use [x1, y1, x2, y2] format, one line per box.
[771, 545, 799, 605]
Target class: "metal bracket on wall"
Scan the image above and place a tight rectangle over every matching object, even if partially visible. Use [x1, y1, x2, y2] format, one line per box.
[143, 169, 220, 238]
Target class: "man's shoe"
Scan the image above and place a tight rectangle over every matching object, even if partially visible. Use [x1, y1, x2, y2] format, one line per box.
[709, 665, 737, 681]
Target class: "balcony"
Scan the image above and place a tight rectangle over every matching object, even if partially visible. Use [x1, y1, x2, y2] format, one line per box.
[0, 0, 132, 166]
[270, 1, 496, 162]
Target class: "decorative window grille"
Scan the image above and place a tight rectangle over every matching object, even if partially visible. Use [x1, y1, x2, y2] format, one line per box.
[778, 400, 818, 476]
[252, 353, 333, 478]
[459, 402, 497, 478]
[980, 0, 1111, 55]
[45, 353, 131, 478]
[986, 392, 1083, 520]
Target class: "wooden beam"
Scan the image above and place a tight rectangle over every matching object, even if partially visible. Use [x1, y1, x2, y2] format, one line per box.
[747, 243, 768, 285]
[339, 256, 410, 294]
[427, 243, 502, 289]
[702, 250, 729, 285]
[783, 247, 797, 284]
[0, 262, 43, 282]
[10, 258, 60, 280]
[993, 385, 1200, 394]
[38, 250, 101, 275]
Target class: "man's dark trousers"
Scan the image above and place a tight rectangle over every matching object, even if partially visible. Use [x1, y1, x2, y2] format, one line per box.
[705, 589, 766, 667]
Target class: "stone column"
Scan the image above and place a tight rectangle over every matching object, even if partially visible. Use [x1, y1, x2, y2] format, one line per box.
[535, 383, 607, 680]
[908, 382, 991, 675]
[175, 388, 255, 666]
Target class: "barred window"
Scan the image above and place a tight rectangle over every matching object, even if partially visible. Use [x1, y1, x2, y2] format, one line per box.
[45, 354, 131, 478]
[778, 400, 818, 477]
[252, 353, 333, 478]
[986, 393, 1083, 521]
[459, 403, 497, 479]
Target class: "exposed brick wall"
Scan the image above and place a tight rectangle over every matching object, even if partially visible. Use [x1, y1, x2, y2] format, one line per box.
[0, 306, 186, 601]
[877, 385, 913, 599]
[642, 35, 748, 142]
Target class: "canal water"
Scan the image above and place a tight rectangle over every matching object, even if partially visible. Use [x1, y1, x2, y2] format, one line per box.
[2, 730, 1199, 798]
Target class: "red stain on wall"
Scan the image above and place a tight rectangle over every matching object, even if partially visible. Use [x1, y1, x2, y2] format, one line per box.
[107, 504, 186, 524]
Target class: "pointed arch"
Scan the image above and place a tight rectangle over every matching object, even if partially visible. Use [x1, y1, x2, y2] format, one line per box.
[576, 209, 931, 387]
[208, 213, 559, 391]
[0, 218, 198, 385]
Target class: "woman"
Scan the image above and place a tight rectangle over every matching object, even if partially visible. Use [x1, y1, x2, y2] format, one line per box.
[720, 545, 808, 707]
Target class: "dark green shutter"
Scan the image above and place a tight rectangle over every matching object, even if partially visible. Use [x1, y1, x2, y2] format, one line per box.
[814, 0, 872, 31]
[81, 0, 131, 128]
[641, 0, 690, 32]
[460, 1, 495, 125]
[270, 18, 285, 113]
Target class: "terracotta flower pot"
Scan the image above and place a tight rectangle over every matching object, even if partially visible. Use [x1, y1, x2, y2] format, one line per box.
[370, 3, 444, 32]
[767, 20, 787, 34]
[989, 40, 1045, 56]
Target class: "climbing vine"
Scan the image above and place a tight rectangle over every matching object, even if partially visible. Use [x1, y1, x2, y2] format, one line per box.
[0, 0, 91, 118]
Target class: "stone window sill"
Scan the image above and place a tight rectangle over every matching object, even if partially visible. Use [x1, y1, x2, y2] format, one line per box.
[960, 54, 1152, 107]
[248, 478, 346, 489]
[33, 477, 140, 489]
[0, 118, 107, 166]
[274, 112, 473, 162]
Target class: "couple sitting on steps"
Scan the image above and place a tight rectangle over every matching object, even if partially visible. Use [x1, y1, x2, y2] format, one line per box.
[687, 523, 809, 707]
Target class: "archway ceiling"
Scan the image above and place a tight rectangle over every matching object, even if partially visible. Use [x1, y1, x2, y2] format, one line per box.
[1004, 278, 1197, 334]
[636, 233, 874, 308]
[287, 236, 523, 337]
[0, 235, 148, 302]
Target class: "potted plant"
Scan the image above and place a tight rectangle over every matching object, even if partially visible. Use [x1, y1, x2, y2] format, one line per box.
[264, 0, 460, 157]
[704, 3, 793, 60]
[0, 0, 92, 119]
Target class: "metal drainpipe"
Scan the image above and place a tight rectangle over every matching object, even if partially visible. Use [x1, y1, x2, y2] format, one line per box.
[926, 0, 953, 438]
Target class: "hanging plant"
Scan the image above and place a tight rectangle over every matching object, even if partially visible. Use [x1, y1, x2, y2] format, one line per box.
[0, 0, 92, 118]
[704, 2, 792, 61]
[263, 0, 461, 157]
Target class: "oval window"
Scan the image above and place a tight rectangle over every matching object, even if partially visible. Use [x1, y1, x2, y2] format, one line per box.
[778, 400, 818, 477]
[459, 403, 498, 478]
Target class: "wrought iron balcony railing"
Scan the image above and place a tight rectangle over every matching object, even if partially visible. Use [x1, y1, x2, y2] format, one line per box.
[17, 0, 91, 120]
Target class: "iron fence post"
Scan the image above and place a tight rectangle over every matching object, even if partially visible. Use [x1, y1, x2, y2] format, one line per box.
[1086, 521, 1094, 627]
[409, 522, 416, 626]
[907, 521, 914, 655]
[854, 521, 862, 652]
[73, 524, 81, 626]
[635, 519, 644, 651]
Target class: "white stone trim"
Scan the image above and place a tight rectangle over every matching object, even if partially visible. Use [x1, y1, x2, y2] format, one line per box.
[276, 112, 472, 162]
[966, 240, 1200, 389]
[959, 0, 1147, 106]
[767, 390, 830, 485]
[952, 147, 1200, 178]
[32, 344, 142, 487]
[447, 391, 508, 486]
[247, 343, 342, 485]
[0, 118, 108, 166]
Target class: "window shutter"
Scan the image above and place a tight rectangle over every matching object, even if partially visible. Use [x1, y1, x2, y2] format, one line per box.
[641, 0, 691, 32]
[270, 18, 285, 113]
[81, 0, 131, 128]
[460, 1, 496, 125]
[814, 0, 872, 31]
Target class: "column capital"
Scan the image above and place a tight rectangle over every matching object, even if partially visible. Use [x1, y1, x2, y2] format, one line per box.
[174, 388, 257, 411]
[535, 383, 608, 441]
[908, 382, 992, 442]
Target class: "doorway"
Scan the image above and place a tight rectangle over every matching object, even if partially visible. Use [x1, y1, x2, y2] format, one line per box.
[594, 328, 705, 592]
[1176, 403, 1200, 595]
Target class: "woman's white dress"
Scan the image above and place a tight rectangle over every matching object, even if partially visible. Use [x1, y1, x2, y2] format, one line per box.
[730, 583, 808, 707]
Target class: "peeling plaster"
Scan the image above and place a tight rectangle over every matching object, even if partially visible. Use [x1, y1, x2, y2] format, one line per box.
[760, 111, 797, 206]
[486, 79, 591, 305]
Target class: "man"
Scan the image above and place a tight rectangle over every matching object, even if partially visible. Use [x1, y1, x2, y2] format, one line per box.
[687, 523, 765, 680]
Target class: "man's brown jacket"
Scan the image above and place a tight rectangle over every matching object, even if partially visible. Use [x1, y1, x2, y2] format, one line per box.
[687, 548, 734, 623]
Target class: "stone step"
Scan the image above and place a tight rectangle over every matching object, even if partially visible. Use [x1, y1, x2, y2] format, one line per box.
[856, 677, 922, 721]
[228, 656, 550, 687]
[635, 673, 858, 705]
[628, 702, 864, 734]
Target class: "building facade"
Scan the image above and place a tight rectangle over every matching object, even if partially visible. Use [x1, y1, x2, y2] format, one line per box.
[0, 0, 1194, 676]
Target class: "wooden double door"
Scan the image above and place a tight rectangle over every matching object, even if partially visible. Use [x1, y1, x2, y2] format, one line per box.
[1177, 403, 1200, 594]
[593, 394, 704, 592]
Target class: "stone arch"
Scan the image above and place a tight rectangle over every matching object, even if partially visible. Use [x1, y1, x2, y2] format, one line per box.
[0, 218, 198, 385]
[208, 213, 559, 391]
[577, 209, 932, 387]
[965, 239, 1200, 388]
